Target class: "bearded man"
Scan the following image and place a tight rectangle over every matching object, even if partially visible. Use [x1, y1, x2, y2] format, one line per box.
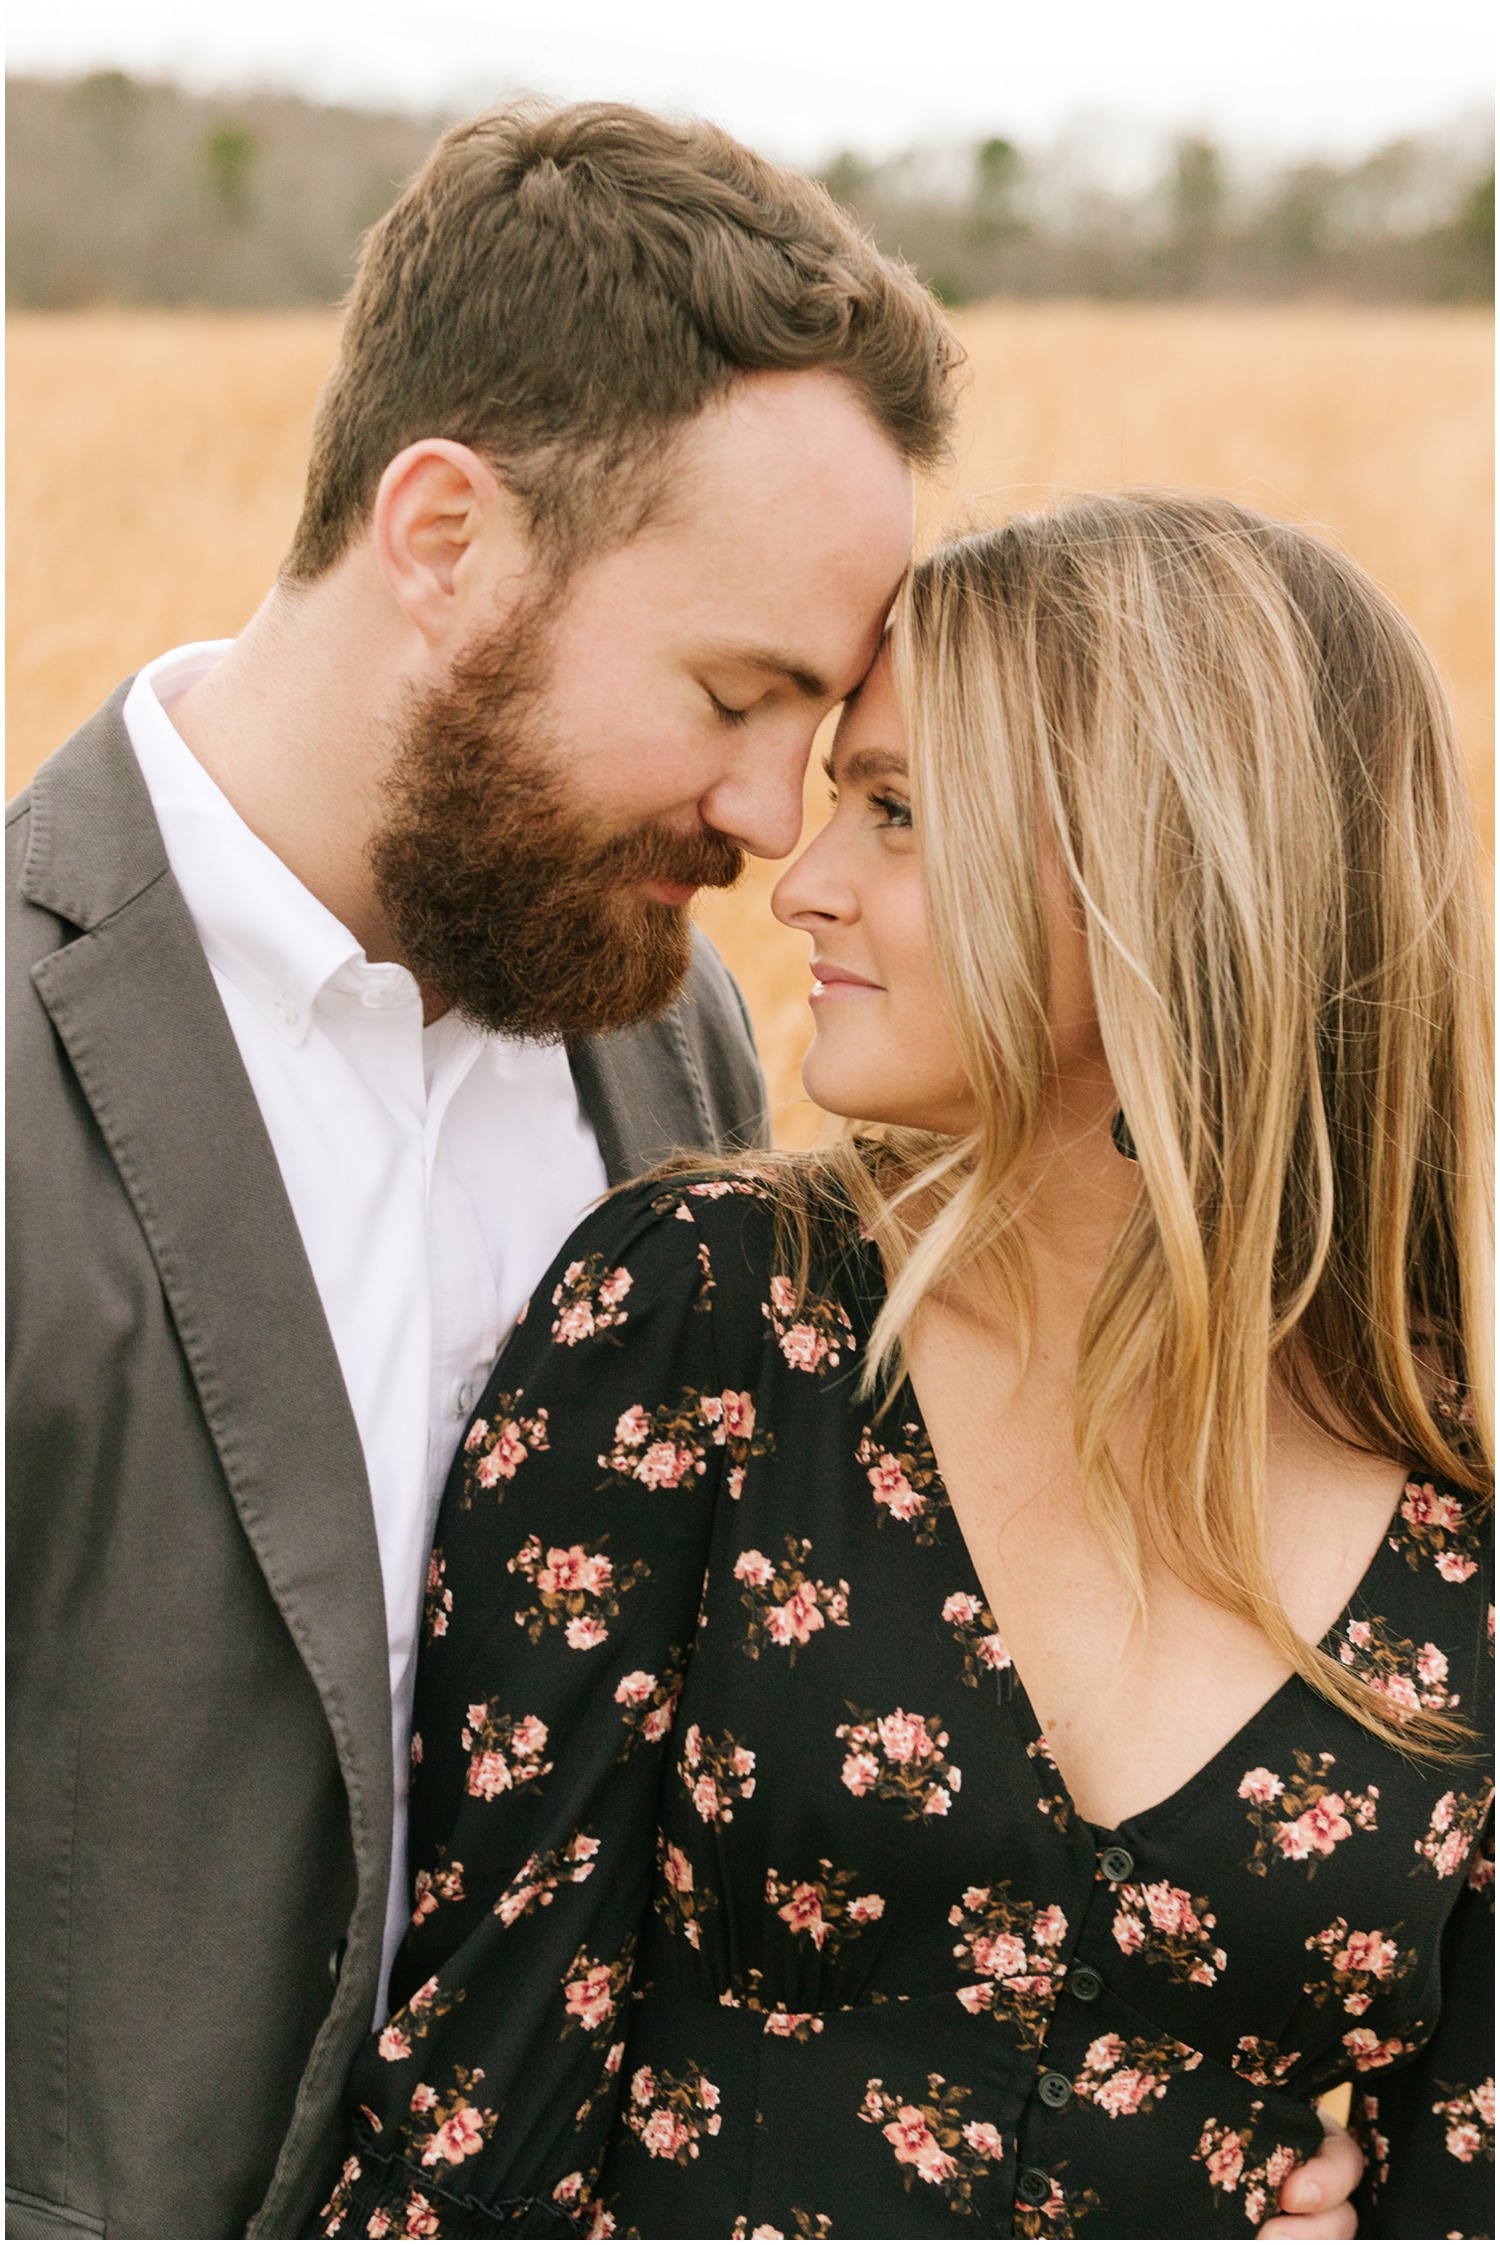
[7, 100, 1365, 2245]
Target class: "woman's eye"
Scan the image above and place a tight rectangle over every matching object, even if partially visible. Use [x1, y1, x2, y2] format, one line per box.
[707, 691, 751, 728]
[870, 790, 913, 831]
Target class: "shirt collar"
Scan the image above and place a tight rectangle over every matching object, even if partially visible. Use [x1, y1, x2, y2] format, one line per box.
[122, 641, 416, 1047]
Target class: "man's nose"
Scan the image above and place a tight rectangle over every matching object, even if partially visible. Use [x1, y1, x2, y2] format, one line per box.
[699, 741, 810, 862]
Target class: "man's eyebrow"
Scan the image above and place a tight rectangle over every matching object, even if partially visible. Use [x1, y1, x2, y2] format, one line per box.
[824, 746, 910, 785]
[712, 644, 831, 701]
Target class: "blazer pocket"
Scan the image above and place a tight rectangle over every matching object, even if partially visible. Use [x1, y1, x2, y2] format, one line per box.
[5, 2189, 106, 2240]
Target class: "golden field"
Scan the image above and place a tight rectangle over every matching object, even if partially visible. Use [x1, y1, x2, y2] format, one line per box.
[7, 303, 1493, 1146]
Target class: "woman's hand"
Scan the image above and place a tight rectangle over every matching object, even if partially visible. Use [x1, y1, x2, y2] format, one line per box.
[1256, 2109, 1363, 2239]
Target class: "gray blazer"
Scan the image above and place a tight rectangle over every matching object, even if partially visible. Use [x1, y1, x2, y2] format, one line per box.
[5, 686, 768, 2242]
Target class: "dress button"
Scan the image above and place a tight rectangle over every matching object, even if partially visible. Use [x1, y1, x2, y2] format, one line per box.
[1038, 2071, 1073, 2110]
[1016, 2166, 1052, 2207]
[1098, 1844, 1134, 1881]
[1068, 1966, 1103, 2002]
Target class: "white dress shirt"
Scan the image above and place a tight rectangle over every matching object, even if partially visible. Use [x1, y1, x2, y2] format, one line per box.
[124, 642, 610, 2020]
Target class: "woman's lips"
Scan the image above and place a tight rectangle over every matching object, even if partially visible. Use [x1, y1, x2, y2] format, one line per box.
[810, 962, 885, 1004]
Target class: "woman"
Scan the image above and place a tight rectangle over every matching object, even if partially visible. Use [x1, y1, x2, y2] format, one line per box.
[321, 494, 1492, 2240]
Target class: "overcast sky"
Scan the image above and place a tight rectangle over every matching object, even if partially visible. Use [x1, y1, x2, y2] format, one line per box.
[6, 0, 1492, 163]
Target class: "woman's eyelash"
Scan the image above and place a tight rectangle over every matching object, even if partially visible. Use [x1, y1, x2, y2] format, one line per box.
[708, 692, 750, 727]
[870, 790, 913, 828]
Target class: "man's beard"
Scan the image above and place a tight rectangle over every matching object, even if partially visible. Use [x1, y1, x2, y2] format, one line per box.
[370, 601, 745, 1043]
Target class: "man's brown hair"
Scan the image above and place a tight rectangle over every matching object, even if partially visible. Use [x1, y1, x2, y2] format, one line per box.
[284, 99, 959, 581]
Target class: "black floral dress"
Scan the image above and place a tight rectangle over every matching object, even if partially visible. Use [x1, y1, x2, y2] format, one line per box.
[321, 1177, 1494, 2241]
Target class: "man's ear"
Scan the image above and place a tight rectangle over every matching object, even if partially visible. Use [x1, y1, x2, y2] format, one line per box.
[372, 439, 532, 648]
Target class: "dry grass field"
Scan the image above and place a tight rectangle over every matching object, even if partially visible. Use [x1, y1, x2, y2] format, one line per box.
[8, 303, 1493, 1145]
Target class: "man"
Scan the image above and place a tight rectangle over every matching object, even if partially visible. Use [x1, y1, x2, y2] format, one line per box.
[7, 100, 1361, 2243]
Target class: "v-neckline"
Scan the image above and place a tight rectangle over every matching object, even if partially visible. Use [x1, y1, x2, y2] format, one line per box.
[842, 1220, 1415, 1840]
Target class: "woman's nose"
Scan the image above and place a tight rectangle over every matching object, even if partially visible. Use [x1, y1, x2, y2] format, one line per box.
[771, 827, 858, 931]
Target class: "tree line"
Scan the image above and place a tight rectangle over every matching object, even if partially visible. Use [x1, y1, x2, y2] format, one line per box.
[7, 71, 1492, 311]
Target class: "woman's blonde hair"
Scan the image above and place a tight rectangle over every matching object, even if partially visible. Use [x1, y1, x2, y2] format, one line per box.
[782, 489, 1492, 1751]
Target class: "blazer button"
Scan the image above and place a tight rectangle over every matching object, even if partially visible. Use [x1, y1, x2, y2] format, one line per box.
[1038, 2071, 1074, 2110]
[1068, 1966, 1103, 2002]
[1016, 2166, 1052, 2208]
[328, 1939, 347, 1987]
[1097, 1844, 1134, 1882]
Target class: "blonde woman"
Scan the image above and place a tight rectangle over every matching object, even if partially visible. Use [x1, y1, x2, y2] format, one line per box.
[322, 495, 1492, 2241]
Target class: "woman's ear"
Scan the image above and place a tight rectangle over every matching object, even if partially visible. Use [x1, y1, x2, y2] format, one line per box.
[371, 439, 533, 648]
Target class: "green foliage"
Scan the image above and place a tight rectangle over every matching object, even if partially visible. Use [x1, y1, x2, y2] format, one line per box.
[203, 123, 260, 221]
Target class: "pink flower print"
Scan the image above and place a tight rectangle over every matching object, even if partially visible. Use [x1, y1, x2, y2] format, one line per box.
[377, 2022, 412, 2062]
[682, 1725, 702, 1769]
[615, 1670, 655, 1707]
[1436, 1549, 1478, 1582]
[1032, 1905, 1068, 1948]
[718, 1391, 757, 1439]
[1238, 1767, 1283, 1805]
[1343, 2028, 1413, 2072]
[467, 1750, 512, 1800]
[641, 1706, 674, 1743]
[768, 1275, 796, 1315]
[1403, 1481, 1462, 1530]
[1337, 1929, 1398, 1978]
[765, 2011, 822, 2038]
[565, 1614, 608, 1651]
[924, 1780, 954, 1815]
[962, 2121, 1004, 2159]
[780, 1323, 828, 1372]
[663, 1844, 694, 1895]
[409, 2084, 438, 2114]
[777, 1882, 831, 1947]
[842, 1750, 878, 1793]
[565, 1963, 616, 2033]
[877, 1710, 936, 1763]
[597, 1268, 632, 1309]
[1346, 1618, 1373, 1648]
[971, 1931, 1028, 1979]
[692, 1776, 721, 1820]
[727, 1467, 746, 1499]
[884, 2111, 957, 2186]
[978, 1632, 1011, 1670]
[956, 1982, 995, 2015]
[554, 1302, 596, 1345]
[943, 1592, 982, 1625]
[640, 2110, 692, 2160]
[403, 2193, 441, 2239]
[1416, 1642, 1449, 1687]
[636, 1440, 702, 1489]
[613, 1405, 650, 1449]
[1144, 1884, 1199, 1937]
[731, 1746, 756, 1778]
[849, 1893, 886, 1925]
[1114, 1910, 1145, 1954]
[868, 1455, 921, 1520]
[463, 1418, 489, 1452]
[1084, 2033, 1125, 2072]
[539, 1545, 613, 1597]
[1474, 2081, 1495, 2128]
[1204, 2134, 1244, 2191]
[735, 1549, 775, 1588]
[1447, 2121, 1482, 2160]
[422, 2107, 487, 2167]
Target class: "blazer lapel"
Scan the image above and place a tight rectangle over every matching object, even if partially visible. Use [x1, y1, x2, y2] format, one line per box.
[571, 992, 716, 1185]
[21, 693, 393, 1903]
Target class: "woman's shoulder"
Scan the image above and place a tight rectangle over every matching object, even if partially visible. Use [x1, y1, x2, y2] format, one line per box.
[519, 1164, 873, 1345]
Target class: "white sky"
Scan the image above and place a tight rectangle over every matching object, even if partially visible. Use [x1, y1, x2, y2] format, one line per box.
[5, 0, 1492, 163]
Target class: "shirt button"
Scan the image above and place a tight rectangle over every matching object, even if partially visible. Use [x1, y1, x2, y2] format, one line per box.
[275, 995, 301, 1028]
[1098, 1844, 1134, 1882]
[1016, 2166, 1052, 2208]
[452, 1382, 476, 1418]
[1038, 2071, 1073, 2110]
[1068, 1966, 1103, 2002]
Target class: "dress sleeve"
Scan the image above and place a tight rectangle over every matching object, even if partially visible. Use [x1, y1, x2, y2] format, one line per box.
[319, 1183, 751, 2240]
[1353, 1815, 1495, 2240]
